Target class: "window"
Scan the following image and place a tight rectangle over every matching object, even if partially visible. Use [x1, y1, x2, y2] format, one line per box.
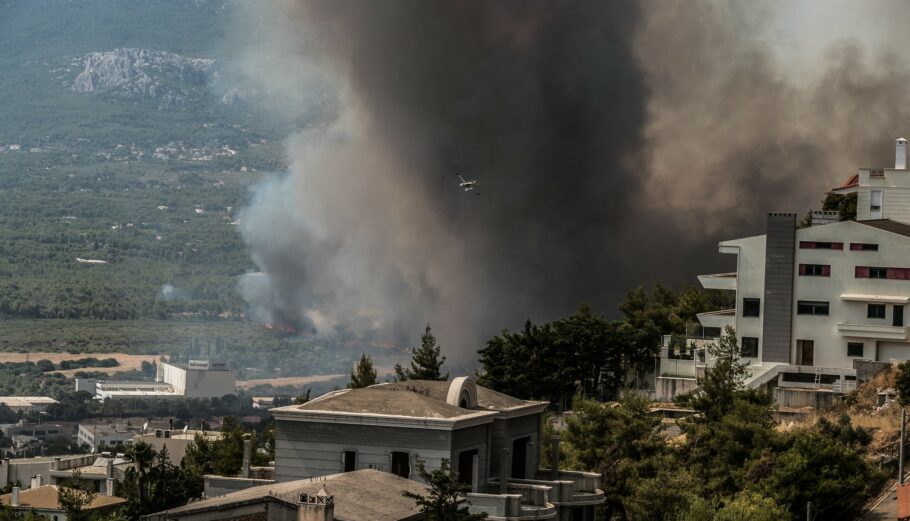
[799, 241, 844, 250]
[799, 264, 830, 276]
[850, 243, 879, 251]
[391, 452, 410, 478]
[740, 337, 759, 357]
[868, 303, 886, 319]
[343, 451, 356, 473]
[742, 298, 761, 317]
[797, 301, 829, 316]
[847, 342, 864, 357]
[871, 189, 883, 218]
[856, 266, 910, 279]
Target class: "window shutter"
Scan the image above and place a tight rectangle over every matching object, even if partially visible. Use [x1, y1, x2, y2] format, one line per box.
[799, 264, 807, 276]
[856, 266, 870, 278]
[822, 265, 831, 277]
[833, 242, 844, 250]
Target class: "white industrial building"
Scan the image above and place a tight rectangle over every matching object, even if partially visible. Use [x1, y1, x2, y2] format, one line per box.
[657, 138, 910, 406]
[76, 360, 235, 400]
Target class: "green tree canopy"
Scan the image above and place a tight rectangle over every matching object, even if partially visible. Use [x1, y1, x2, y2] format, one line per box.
[395, 324, 448, 381]
[402, 458, 486, 521]
[348, 353, 378, 389]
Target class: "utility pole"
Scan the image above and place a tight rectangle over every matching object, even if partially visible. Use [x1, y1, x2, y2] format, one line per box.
[901, 408, 907, 484]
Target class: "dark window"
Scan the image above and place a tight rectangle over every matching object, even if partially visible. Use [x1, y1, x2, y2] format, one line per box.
[799, 264, 829, 276]
[847, 342, 864, 357]
[742, 298, 761, 317]
[896, 306, 905, 327]
[800, 241, 844, 250]
[458, 449, 478, 488]
[391, 452, 410, 478]
[870, 267, 888, 279]
[741, 337, 759, 357]
[797, 301, 829, 316]
[343, 451, 356, 472]
[868, 303, 886, 319]
[850, 243, 879, 251]
[511, 437, 529, 479]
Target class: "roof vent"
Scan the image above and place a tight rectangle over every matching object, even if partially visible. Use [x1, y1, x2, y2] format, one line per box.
[446, 376, 478, 409]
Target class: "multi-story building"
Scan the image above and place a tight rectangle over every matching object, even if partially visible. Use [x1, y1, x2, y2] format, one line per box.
[76, 423, 135, 451]
[76, 360, 235, 400]
[657, 138, 910, 406]
[271, 377, 604, 521]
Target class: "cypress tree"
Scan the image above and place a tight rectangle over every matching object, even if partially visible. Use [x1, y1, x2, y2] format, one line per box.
[395, 324, 448, 381]
[348, 353, 378, 389]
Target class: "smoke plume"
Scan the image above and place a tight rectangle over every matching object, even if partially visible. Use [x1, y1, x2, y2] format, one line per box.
[234, 1, 910, 357]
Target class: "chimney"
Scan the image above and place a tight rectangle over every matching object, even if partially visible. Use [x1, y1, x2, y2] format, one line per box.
[550, 435, 561, 481]
[51, 457, 60, 471]
[106, 478, 115, 496]
[11, 487, 19, 508]
[241, 439, 252, 479]
[897, 138, 907, 169]
[30, 475, 42, 489]
[298, 487, 334, 521]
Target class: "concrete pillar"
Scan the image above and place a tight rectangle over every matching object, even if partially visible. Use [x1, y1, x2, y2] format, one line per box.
[241, 439, 252, 479]
[499, 448, 511, 494]
[106, 478, 115, 496]
[51, 457, 60, 471]
[105, 459, 114, 478]
[550, 435, 561, 481]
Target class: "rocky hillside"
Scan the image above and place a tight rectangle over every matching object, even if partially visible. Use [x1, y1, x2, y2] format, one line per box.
[66, 48, 217, 111]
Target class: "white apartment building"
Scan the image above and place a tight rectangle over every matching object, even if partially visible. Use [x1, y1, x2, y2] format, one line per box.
[658, 138, 910, 406]
[77, 360, 235, 400]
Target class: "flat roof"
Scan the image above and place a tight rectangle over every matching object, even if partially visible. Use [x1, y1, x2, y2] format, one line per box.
[152, 469, 426, 521]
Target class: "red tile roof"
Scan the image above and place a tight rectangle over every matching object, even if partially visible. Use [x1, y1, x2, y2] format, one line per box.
[833, 173, 859, 191]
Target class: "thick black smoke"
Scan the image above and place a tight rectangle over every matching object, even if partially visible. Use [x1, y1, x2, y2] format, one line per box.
[236, 1, 910, 357]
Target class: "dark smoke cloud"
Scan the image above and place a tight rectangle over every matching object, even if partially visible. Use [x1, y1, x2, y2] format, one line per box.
[235, 1, 910, 358]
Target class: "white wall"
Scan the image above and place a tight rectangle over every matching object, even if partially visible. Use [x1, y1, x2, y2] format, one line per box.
[720, 235, 766, 364]
[792, 221, 910, 368]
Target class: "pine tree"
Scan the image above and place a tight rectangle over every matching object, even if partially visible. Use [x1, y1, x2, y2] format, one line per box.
[348, 353, 378, 389]
[402, 458, 486, 520]
[396, 324, 448, 381]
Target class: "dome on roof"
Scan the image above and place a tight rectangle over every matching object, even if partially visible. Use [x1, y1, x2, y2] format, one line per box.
[446, 376, 478, 409]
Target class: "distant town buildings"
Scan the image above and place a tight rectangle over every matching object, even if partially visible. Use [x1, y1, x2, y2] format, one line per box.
[0, 397, 58, 414]
[657, 138, 910, 407]
[0, 483, 126, 521]
[77, 423, 135, 452]
[76, 360, 235, 400]
[132, 429, 222, 465]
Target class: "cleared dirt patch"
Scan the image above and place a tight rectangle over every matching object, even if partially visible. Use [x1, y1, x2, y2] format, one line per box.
[0, 352, 161, 377]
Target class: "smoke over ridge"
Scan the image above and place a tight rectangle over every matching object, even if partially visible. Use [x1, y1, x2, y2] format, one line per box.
[235, 1, 910, 357]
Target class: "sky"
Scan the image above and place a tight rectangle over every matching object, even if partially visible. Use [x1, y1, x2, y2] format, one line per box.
[229, 0, 910, 358]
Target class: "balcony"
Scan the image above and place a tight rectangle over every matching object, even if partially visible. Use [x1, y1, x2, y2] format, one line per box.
[697, 272, 737, 291]
[465, 490, 557, 521]
[697, 309, 735, 330]
[837, 323, 910, 341]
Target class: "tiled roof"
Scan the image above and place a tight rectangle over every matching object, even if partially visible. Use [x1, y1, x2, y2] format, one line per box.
[833, 173, 859, 191]
[154, 469, 426, 521]
[0, 486, 126, 511]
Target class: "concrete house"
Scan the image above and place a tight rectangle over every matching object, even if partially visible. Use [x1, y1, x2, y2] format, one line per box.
[271, 377, 604, 521]
[657, 138, 910, 406]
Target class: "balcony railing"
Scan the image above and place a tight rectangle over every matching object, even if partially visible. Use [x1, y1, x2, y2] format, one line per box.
[465, 483, 557, 520]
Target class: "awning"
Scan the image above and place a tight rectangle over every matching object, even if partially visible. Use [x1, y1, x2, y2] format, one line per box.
[840, 293, 910, 304]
